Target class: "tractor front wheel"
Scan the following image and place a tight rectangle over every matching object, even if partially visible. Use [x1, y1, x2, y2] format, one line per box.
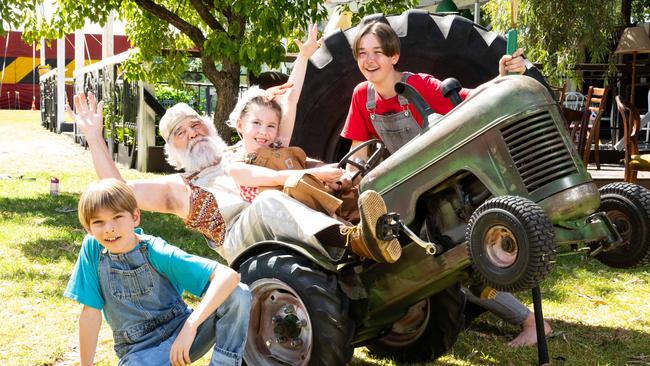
[466, 196, 555, 292]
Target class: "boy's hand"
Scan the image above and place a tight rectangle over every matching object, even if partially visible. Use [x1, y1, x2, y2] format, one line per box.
[170, 322, 197, 366]
[499, 48, 526, 76]
[69, 92, 105, 139]
[294, 23, 322, 60]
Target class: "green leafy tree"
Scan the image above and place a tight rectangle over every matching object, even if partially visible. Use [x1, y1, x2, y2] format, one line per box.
[336, 0, 419, 24]
[483, 0, 649, 85]
[16, 0, 329, 139]
[0, 0, 35, 35]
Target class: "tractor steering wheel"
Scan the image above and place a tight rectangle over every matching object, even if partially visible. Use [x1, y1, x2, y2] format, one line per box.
[337, 139, 387, 182]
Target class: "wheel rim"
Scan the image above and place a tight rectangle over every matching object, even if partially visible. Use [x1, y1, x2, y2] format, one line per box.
[245, 278, 313, 366]
[607, 209, 633, 246]
[378, 299, 430, 347]
[484, 225, 519, 268]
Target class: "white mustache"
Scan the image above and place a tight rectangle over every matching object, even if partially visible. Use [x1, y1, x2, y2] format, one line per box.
[188, 137, 208, 151]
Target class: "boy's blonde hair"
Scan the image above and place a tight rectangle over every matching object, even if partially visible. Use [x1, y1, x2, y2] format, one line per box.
[78, 179, 138, 230]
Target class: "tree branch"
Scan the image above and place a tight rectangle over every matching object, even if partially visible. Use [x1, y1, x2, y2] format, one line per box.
[188, 0, 224, 32]
[132, 0, 206, 50]
[201, 0, 215, 13]
[201, 53, 221, 87]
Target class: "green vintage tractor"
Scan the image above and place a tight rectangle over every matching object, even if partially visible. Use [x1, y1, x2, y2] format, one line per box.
[231, 10, 650, 365]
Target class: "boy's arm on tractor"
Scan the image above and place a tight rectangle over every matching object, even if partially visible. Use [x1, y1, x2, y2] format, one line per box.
[78, 305, 102, 366]
[170, 264, 240, 365]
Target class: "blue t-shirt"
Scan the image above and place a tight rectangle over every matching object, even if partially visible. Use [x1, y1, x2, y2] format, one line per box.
[64, 228, 217, 310]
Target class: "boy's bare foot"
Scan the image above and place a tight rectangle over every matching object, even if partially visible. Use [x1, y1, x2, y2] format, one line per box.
[507, 312, 552, 347]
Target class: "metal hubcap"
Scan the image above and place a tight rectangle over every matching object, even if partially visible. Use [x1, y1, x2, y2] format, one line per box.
[378, 299, 430, 347]
[484, 225, 519, 268]
[245, 279, 312, 365]
[608, 210, 632, 246]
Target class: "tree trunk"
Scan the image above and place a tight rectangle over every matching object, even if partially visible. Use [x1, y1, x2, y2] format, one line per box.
[622, 0, 632, 26]
[201, 54, 240, 143]
[213, 58, 240, 144]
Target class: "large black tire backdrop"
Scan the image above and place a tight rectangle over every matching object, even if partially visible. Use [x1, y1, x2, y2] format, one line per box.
[239, 251, 354, 366]
[292, 9, 548, 162]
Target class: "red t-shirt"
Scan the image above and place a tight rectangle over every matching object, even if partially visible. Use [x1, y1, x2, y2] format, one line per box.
[341, 73, 470, 142]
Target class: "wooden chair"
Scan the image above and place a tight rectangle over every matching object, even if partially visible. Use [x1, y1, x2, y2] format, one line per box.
[615, 96, 650, 183]
[573, 86, 609, 169]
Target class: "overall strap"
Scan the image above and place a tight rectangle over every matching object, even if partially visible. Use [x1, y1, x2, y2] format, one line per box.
[366, 73, 414, 110]
[397, 72, 414, 106]
[365, 83, 376, 111]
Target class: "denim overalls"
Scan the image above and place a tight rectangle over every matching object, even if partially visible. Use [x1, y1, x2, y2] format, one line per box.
[366, 72, 421, 154]
[98, 241, 251, 366]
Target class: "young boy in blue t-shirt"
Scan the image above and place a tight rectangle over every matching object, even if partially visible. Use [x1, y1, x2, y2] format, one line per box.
[64, 178, 251, 366]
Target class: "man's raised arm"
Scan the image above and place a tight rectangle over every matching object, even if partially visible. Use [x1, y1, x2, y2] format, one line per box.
[71, 92, 190, 218]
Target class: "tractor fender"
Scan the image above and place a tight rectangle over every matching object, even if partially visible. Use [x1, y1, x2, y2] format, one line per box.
[229, 240, 339, 273]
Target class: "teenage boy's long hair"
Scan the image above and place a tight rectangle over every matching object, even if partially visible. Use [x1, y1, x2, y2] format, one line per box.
[352, 21, 401, 60]
[78, 179, 138, 230]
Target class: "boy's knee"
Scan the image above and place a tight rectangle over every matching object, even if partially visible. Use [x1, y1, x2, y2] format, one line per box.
[230, 283, 252, 311]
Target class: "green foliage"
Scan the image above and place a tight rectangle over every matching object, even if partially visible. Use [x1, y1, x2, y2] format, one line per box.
[155, 84, 197, 106]
[483, 0, 620, 85]
[631, 0, 650, 23]
[101, 91, 134, 146]
[336, 0, 419, 24]
[0, 0, 36, 35]
[61, 0, 328, 76]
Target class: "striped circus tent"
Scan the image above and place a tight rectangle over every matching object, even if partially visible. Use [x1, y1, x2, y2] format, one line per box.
[0, 31, 130, 109]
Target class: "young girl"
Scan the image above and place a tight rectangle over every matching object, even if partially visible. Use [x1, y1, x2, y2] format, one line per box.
[226, 25, 351, 219]
[225, 87, 399, 262]
[225, 87, 346, 213]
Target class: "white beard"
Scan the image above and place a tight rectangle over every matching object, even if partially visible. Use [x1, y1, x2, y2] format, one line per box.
[165, 133, 226, 173]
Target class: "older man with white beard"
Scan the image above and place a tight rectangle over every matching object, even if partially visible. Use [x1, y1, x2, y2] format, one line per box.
[72, 92, 401, 264]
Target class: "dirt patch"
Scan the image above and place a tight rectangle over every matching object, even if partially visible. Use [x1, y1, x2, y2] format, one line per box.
[0, 111, 94, 175]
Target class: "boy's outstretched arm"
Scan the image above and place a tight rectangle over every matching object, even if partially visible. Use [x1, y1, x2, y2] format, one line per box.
[79, 305, 102, 366]
[169, 264, 240, 365]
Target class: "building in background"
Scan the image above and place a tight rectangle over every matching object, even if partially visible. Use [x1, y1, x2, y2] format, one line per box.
[0, 32, 130, 110]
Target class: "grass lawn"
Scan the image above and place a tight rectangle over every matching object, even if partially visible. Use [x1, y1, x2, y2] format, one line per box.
[1, 111, 649, 365]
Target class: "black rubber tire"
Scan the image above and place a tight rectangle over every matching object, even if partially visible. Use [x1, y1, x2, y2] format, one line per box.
[596, 182, 650, 268]
[239, 251, 353, 366]
[466, 196, 556, 292]
[293, 9, 548, 162]
[365, 282, 466, 363]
